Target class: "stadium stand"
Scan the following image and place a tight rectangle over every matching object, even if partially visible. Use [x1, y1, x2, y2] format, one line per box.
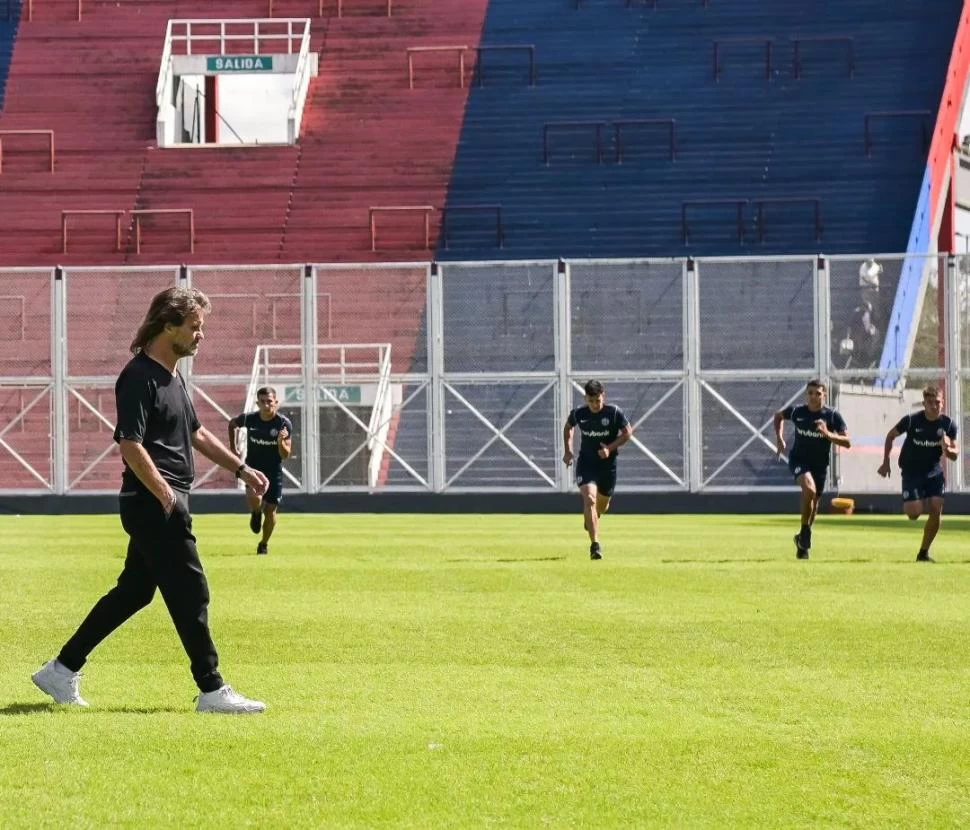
[0, 0, 964, 491]
[441, 0, 962, 260]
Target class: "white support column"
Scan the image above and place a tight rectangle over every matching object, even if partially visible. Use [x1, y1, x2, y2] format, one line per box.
[815, 254, 837, 487]
[51, 267, 67, 494]
[428, 262, 445, 492]
[684, 257, 702, 492]
[555, 259, 571, 492]
[303, 264, 319, 493]
[815, 255, 831, 381]
[945, 254, 963, 491]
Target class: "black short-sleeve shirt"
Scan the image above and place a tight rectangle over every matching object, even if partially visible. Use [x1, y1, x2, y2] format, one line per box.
[567, 404, 631, 468]
[780, 404, 847, 469]
[113, 352, 200, 493]
[895, 411, 957, 476]
[231, 411, 292, 474]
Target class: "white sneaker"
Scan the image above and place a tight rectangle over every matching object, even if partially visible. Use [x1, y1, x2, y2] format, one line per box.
[32, 659, 89, 706]
[195, 684, 266, 714]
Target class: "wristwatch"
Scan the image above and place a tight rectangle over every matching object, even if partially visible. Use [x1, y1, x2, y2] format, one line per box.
[234, 464, 247, 478]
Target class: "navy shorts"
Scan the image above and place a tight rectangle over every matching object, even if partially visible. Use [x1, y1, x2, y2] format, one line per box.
[901, 471, 945, 502]
[788, 458, 827, 493]
[576, 460, 617, 497]
[251, 468, 283, 506]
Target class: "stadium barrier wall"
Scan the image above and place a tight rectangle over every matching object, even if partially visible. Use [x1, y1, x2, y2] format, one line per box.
[0, 255, 967, 511]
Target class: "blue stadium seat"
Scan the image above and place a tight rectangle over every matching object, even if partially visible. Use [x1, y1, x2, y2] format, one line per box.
[440, 0, 961, 259]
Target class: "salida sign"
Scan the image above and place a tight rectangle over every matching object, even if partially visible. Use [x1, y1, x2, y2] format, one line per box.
[205, 55, 275, 72]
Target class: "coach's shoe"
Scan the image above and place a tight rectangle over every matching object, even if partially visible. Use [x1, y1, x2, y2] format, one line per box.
[196, 685, 266, 714]
[590, 542, 602, 561]
[794, 535, 810, 560]
[256, 541, 268, 555]
[249, 510, 262, 534]
[916, 551, 935, 563]
[31, 659, 88, 706]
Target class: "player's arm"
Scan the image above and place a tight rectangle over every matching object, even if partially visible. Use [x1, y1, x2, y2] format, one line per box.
[815, 410, 851, 450]
[119, 439, 177, 515]
[562, 417, 575, 466]
[942, 425, 959, 461]
[603, 424, 633, 456]
[192, 426, 268, 494]
[278, 422, 292, 460]
[877, 427, 902, 477]
[819, 426, 851, 449]
[227, 418, 240, 455]
[772, 408, 789, 457]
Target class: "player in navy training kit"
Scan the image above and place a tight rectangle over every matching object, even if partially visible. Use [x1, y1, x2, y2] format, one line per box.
[877, 385, 958, 563]
[773, 379, 851, 559]
[563, 379, 634, 560]
[229, 386, 292, 555]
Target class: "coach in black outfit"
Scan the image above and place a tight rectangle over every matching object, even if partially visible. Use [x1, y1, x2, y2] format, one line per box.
[32, 287, 269, 714]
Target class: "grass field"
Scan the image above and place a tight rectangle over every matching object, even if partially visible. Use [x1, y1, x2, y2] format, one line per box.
[2, 512, 970, 828]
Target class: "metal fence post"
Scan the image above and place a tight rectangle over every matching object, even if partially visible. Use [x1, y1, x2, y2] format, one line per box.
[428, 261, 445, 492]
[52, 267, 67, 494]
[303, 263, 318, 493]
[684, 257, 702, 492]
[555, 258, 571, 492]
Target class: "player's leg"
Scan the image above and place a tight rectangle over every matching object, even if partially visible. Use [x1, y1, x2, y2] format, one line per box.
[260, 504, 277, 551]
[589, 470, 615, 559]
[901, 475, 923, 521]
[246, 484, 263, 534]
[595, 466, 615, 518]
[579, 482, 602, 559]
[596, 492, 611, 517]
[793, 470, 817, 556]
[806, 467, 826, 530]
[916, 475, 945, 562]
[581, 482, 599, 542]
[917, 498, 943, 562]
[257, 475, 282, 555]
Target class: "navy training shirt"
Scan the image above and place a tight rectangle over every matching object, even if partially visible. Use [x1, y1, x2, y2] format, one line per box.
[895, 411, 957, 476]
[232, 411, 292, 473]
[113, 352, 200, 493]
[781, 404, 846, 469]
[567, 404, 630, 467]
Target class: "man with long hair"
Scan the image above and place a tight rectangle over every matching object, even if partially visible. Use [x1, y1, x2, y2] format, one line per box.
[32, 287, 270, 713]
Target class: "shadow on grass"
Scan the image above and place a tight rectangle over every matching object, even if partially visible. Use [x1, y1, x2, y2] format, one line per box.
[0, 702, 57, 715]
[754, 515, 970, 531]
[446, 556, 568, 563]
[663, 558, 779, 564]
[664, 556, 970, 565]
[0, 701, 189, 715]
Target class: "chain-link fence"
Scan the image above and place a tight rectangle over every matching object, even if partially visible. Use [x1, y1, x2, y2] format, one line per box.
[0, 255, 966, 495]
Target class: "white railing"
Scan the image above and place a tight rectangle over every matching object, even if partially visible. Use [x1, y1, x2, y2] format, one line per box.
[366, 345, 394, 488]
[156, 18, 313, 146]
[155, 20, 176, 145]
[288, 21, 314, 143]
[168, 18, 310, 56]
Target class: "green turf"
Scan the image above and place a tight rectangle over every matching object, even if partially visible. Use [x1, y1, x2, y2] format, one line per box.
[2, 512, 970, 828]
